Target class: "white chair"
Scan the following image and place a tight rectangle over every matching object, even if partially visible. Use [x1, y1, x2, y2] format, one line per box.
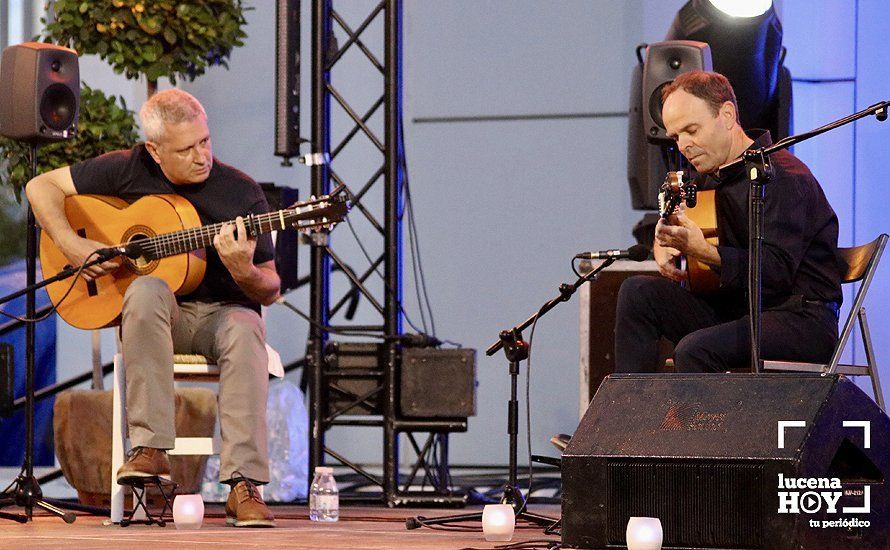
[109, 353, 221, 524]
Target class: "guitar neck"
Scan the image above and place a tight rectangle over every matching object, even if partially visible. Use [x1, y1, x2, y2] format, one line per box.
[140, 208, 294, 260]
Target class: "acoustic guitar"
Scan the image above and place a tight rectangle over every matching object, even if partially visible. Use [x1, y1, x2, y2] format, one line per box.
[658, 170, 720, 295]
[39, 187, 348, 330]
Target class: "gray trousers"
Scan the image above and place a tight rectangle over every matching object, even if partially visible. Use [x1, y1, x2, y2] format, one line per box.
[121, 276, 270, 484]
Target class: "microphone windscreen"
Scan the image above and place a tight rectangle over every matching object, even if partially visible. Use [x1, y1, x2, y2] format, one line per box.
[627, 243, 650, 262]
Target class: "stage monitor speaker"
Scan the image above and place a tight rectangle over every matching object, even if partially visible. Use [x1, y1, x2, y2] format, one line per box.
[400, 348, 476, 418]
[274, 0, 301, 162]
[562, 373, 889, 549]
[642, 40, 711, 142]
[0, 42, 79, 143]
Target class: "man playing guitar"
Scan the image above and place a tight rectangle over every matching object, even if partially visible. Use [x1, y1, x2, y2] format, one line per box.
[26, 89, 277, 527]
[614, 71, 843, 373]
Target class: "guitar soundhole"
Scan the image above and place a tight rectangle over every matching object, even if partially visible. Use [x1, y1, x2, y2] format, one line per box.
[120, 226, 159, 276]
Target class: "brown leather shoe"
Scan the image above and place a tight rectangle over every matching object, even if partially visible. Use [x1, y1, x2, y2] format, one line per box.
[116, 447, 172, 484]
[225, 473, 275, 527]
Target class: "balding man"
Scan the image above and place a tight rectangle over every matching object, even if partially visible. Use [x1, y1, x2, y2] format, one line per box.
[615, 71, 842, 374]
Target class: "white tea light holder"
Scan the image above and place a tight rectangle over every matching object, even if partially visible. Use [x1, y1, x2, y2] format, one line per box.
[482, 503, 515, 542]
[626, 516, 663, 550]
[172, 494, 204, 530]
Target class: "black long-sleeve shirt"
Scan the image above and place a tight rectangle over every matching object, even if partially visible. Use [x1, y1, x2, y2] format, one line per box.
[699, 130, 843, 311]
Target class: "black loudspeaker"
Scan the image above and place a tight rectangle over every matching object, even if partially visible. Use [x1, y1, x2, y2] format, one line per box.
[274, 0, 301, 161]
[0, 42, 79, 143]
[627, 41, 710, 210]
[0, 343, 13, 418]
[400, 348, 476, 418]
[562, 374, 889, 549]
[627, 60, 669, 210]
[642, 40, 711, 141]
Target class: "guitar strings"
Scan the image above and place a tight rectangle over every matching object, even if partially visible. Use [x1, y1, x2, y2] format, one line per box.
[141, 190, 337, 257]
[135, 204, 318, 259]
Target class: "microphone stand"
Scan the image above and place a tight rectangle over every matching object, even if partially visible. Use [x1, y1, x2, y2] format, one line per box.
[0, 144, 116, 524]
[406, 257, 618, 531]
[718, 100, 890, 372]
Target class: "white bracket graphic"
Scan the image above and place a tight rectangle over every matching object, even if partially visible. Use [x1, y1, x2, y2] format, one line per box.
[777, 420, 807, 449]
[842, 420, 871, 449]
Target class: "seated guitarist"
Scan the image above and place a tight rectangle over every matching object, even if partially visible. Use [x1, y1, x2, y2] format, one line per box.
[26, 89, 278, 527]
[615, 71, 843, 373]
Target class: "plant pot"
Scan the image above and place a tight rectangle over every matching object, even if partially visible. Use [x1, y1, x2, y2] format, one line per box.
[53, 388, 216, 507]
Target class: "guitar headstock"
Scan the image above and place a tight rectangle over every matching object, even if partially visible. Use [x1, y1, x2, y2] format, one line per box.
[285, 184, 350, 234]
[658, 170, 697, 219]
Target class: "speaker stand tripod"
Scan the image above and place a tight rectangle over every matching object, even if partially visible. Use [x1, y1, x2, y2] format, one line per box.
[406, 257, 619, 531]
[0, 145, 77, 524]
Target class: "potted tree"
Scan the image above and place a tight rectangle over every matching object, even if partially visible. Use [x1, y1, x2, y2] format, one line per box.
[44, 0, 249, 96]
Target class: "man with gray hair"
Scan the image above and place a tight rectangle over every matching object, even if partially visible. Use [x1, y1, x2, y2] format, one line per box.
[26, 89, 278, 527]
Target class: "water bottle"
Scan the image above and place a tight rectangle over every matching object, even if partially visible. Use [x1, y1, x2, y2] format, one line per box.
[309, 466, 339, 522]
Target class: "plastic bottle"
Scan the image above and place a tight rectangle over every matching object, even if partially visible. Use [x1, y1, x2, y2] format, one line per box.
[308, 466, 339, 521]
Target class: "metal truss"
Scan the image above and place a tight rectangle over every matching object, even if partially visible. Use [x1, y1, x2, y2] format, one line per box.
[307, 0, 466, 506]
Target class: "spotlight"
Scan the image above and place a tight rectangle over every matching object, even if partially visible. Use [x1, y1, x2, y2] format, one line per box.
[708, 0, 772, 18]
[666, 0, 790, 140]
[626, 0, 790, 213]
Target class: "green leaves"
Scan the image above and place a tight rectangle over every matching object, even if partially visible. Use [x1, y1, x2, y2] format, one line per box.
[163, 27, 177, 45]
[0, 84, 139, 201]
[45, 0, 250, 84]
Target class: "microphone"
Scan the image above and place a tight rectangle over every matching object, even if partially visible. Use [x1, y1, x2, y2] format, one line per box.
[94, 242, 143, 260]
[574, 243, 648, 262]
[396, 333, 442, 347]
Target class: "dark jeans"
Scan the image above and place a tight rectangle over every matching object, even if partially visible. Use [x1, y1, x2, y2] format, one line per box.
[614, 276, 839, 373]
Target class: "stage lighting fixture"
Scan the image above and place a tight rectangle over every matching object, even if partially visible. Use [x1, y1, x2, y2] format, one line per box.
[626, 0, 791, 212]
[666, 0, 791, 141]
[707, 0, 772, 18]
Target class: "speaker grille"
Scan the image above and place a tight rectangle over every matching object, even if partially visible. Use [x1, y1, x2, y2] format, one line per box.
[40, 83, 77, 131]
[607, 459, 764, 548]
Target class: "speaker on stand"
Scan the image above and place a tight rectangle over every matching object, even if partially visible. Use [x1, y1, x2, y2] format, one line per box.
[627, 40, 712, 246]
[274, 0, 303, 166]
[0, 41, 80, 524]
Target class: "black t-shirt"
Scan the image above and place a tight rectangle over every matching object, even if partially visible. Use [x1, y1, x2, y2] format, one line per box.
[69, 144, 274, 310]
[698, 130, 843, 311]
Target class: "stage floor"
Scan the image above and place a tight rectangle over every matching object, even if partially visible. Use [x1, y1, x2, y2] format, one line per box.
[0, 503, 562, 549]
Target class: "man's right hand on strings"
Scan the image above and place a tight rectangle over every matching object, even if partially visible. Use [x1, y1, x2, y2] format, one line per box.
[57, 234, 120, 281]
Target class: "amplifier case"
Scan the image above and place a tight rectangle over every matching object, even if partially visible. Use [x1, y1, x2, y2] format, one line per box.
[400, 348, 476, 418]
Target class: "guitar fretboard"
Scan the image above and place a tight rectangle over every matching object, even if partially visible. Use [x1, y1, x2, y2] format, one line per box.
[137, 206, 316, 260]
